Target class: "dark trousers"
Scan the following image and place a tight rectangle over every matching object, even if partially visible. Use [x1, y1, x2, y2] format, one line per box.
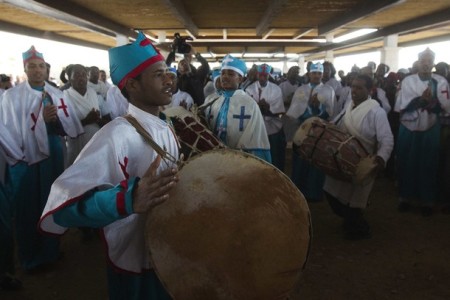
[325, 192, 370, 235]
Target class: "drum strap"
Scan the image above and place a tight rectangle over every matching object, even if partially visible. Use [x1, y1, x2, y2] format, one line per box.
[124, 114, 178, 166]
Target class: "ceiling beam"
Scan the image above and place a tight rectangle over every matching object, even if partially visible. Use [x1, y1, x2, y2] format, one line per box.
[160, 0, 199, 37]
[312, 8, 450, 53]
[4, 0, 136, 39]
[262, 29, 275, 40]
[318, 0, 405, 36]
[255, 0, 289, 36]
[0, 20, 109, 50]
[162, 40, 323, 48]
[293, 28, 314, 40]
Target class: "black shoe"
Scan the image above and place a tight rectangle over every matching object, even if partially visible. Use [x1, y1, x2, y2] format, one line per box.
[421, 207, 433, 217]
[0, 274, 22, 291]
[397, 202, 411, 212]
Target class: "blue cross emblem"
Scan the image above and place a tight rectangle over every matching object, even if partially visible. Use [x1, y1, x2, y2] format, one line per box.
[233, 106, 251, 131]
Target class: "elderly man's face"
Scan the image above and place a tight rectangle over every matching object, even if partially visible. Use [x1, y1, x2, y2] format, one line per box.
[418, 54, 434, 75]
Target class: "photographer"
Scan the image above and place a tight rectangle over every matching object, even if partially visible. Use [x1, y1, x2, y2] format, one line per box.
[166, 33, 210, 106]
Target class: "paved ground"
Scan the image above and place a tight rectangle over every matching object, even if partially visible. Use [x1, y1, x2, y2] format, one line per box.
[2, 171, 450, 300]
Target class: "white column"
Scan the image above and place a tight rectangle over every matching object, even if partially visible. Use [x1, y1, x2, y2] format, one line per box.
[298, 55, 305, 75]
[283, 60, 288, 74]
[381, 34, 400, 72]
[325, 34, 334, 63]
[158, 31, 166, 43]
[116, 34, 128, 46]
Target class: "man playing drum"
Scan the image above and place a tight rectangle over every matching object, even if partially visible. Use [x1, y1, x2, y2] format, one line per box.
[39, 32, 179, 299]
[324, 74, 393, 240]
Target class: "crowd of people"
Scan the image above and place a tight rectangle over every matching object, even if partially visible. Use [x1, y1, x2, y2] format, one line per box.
[0, 33, 449, 299]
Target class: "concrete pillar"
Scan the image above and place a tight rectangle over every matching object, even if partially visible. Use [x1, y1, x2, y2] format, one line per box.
[381, 34, 399, 72]
[158, 31, 166, 43]
[325, 34, 334, 63]
[283, 60, 288, 74]
[298, 55, 305, 75]
[116, 34, 128, 46]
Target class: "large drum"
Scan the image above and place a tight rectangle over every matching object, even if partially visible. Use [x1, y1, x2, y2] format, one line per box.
[163, 106, 225, 160]
[146, 149, 311, 299]
[293, 117, 377, 185]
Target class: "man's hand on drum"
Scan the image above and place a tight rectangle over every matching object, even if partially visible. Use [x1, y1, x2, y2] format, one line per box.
[132, 155, 179, 213]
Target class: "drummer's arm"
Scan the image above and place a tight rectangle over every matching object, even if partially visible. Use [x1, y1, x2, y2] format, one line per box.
[53, 178, 139, 228]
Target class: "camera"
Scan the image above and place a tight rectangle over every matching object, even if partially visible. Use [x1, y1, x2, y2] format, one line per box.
[172, 33, 193, 54]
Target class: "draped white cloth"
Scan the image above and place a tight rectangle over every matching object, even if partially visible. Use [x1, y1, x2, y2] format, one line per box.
[204, 90, 270, 150]
[40, 104, 179, 272]
[324, 98, 394, 208]
[106, 85, 129, 119]
[245, 81, 285, 135]
[1, 81, 83, 165]
[64, 87, 101, 165]
[394, 73, 450, 131]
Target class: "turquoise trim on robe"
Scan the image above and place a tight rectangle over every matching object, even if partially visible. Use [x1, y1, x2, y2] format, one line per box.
[9, 131, 63, 270]
[214, 90, 235, 144]
[290, 106, 329, 202]
[245, 149, 272, 163]
[53, 178, 138, 228]
[397, 123, 440, 205]
[53, 179, 169, 299]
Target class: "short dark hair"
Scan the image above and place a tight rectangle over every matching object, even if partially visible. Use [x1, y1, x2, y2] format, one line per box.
[354, 74, 373, 90]
[66, 64, 87, 78]
[120, 73, 142, 100]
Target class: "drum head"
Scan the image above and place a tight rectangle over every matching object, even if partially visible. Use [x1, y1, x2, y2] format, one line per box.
[146, 149, 311, 299]
[292, 117, 324, 147]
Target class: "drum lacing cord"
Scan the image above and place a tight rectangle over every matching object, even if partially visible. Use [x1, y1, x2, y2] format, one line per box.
[124, 115, 179, 167]
[333, 135, 357, 175]
[308, 124, 327, 159]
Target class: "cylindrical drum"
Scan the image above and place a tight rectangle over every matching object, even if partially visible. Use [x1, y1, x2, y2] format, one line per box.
[293, 117, 377, 184]
[163, 106, 225, 160]
[146, 149, 311, 299]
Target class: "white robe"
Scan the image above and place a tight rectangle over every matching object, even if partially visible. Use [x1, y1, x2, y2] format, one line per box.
[64, 87, 102, 165]
[1, 81, 83, 165]
[278, 80, 300, 108]
[245, 81, 285, 135]
[39, 104, 179, 272]
[106, 85, 129, 119]
[395, 73, 450, 131]
[287, 83, 336, 119]
[168, 89, 194, 111]
[324, 99, 394, 208]
[204, 89, 270, 150]
[284, 83, 336, 141]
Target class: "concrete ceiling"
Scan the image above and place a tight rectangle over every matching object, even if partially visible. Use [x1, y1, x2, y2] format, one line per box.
[0, 0, 449, 62]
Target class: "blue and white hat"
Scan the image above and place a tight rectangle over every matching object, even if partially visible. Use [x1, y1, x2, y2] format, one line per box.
[168, 67, 177, 75]
[109, 31, 165, 89]
[212, 67, 221, 82]
[257, 63, 272, 75]
[221, 54, 247, 77]
[309, 62, 324, 73]
[22, 46, 44, 65]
